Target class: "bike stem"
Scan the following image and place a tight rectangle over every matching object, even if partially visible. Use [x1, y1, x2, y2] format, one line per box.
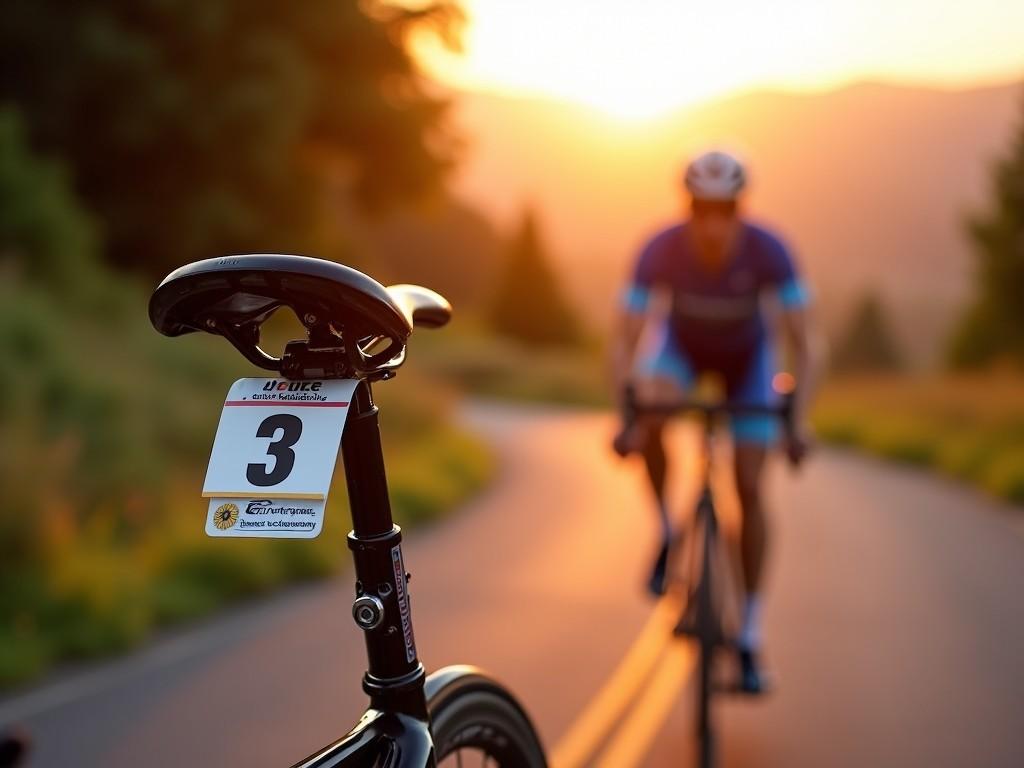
[341, 380, 429, 719]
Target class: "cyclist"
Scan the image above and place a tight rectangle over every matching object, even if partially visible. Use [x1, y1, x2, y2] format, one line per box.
[611, 149, 820, 693]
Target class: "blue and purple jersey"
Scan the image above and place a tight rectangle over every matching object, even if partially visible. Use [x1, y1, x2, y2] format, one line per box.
[624, 221, 808, 377]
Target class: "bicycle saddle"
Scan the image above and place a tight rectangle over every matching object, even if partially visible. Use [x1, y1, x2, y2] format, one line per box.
[148, 254, 451, 379]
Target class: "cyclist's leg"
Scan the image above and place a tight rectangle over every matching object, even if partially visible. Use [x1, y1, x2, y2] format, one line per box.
[641, 417, 669, 511]
[733, 440, 769, 619]
[728, 341, 780, 690]
[632, 325, 694, 595]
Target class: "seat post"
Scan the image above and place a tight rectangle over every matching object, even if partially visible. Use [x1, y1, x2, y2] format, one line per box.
[341, 380, 427, 717]
[343, 381, 395, 538]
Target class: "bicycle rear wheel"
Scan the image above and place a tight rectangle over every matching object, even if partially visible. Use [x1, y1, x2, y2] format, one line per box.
[427, 667, 547, 768]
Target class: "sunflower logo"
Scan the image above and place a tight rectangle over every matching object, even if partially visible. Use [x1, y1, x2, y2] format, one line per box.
[213, 503, 240, 530]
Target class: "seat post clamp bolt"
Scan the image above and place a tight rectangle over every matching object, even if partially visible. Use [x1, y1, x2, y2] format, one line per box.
[352, 595, 384, 631]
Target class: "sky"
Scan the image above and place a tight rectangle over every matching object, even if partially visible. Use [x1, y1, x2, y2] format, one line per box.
[410, 0, 1024, 120]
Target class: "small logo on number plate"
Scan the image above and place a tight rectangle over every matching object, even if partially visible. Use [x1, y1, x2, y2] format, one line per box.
[213, 503, 240, 530]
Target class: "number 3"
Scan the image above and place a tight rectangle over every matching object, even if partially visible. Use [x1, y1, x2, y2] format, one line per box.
[247, 414, 303, 486]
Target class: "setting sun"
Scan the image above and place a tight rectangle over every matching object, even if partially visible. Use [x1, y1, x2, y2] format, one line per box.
[411, 0, 1024, 120]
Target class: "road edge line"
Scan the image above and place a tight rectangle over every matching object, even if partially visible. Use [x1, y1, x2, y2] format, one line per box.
[549, 594, 681, 768]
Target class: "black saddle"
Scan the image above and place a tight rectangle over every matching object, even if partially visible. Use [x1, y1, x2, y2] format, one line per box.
[149, 254, 451, 379]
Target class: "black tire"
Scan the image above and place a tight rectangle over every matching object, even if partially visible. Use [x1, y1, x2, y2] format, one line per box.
[426, 666, 547, 768]
[695, 497, 718, 768]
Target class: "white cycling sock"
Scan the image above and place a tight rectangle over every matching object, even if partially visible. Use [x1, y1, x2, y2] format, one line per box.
[738, 594, 763, 651]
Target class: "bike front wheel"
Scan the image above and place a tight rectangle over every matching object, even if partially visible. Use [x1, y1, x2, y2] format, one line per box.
[426, 666, 547, 768]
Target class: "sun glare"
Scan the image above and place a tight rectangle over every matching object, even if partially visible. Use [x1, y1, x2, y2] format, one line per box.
[410, 0, 1024, 122]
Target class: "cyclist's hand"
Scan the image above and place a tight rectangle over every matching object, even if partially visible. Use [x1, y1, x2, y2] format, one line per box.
[784, 423, 814, 467]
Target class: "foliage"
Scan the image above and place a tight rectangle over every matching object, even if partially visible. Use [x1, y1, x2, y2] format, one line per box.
[415, 315, 609, 407]
[0, 0, 464, 279]
[0, 0, 498, 690]
[0, 108, 99, 299]
[0, 281, 492, 687]
[831, 291, 904, 374]
[0, 124, 489, 685]
[487, 208, 584, 347]
[814, 374, 1024, 505]
[948, 92, 1024, 368]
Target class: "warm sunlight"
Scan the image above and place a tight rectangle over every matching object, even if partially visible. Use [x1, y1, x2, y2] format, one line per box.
[411, 0, 1024, 120]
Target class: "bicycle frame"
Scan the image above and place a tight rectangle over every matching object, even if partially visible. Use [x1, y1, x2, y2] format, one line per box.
[687, 416, 728, 768]
[625, 388, 791, 768]
[292, 379, 434, 768]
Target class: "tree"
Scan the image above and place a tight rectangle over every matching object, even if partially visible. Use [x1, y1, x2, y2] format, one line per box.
[488, 208, 583, 346]
[948, 92, 1024, 368]
[0, 108, 98, 298]
[0, 0, 464, 279]
[831, 291, 904, 374]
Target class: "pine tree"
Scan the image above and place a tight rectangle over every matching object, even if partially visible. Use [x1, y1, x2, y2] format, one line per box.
[832, 291, 904, 373]
[488, 208, 582, 346]
[948, 92, 1024, 368]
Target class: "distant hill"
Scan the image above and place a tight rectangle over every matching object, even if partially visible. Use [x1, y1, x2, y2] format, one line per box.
[444, 80, 1022, 365]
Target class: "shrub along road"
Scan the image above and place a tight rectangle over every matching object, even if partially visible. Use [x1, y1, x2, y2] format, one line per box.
[2, 404, 1023, 767]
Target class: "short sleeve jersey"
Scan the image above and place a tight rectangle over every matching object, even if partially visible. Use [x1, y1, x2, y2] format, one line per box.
[625, 221, 808, 376]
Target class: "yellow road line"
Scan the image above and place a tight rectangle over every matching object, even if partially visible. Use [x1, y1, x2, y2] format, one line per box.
[592, 641, 696, 768]
[549, 595, 683, 768]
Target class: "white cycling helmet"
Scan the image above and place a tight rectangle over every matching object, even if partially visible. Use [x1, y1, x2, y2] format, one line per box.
[683, 150, 747, 201]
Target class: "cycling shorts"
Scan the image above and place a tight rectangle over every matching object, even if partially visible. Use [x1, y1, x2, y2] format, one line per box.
[637, 325, 781, 444]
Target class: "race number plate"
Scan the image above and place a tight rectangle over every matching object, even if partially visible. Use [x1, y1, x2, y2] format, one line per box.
[202, 378, 358, 538]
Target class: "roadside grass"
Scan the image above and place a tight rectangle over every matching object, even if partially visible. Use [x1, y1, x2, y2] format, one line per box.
[0, 280, 492, 689]
[412, 316, 610, 408]
[0, 396, 491, 689]
[813, 373, 1024, 505]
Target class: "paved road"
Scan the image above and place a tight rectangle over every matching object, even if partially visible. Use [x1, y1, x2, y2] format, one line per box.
[3, 404, 1024, 767]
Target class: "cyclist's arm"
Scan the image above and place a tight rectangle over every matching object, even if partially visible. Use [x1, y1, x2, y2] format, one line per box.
[763, 233, 821, 430]
[610, 236, 661, 399]
[609, 307, 645, 399]
[779, 299, 823, 433]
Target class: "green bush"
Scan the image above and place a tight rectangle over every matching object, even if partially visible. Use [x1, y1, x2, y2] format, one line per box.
[0, 626, 52, 687]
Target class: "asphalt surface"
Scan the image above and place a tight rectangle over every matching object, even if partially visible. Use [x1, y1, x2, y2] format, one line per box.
[3, 403, 1023, 767]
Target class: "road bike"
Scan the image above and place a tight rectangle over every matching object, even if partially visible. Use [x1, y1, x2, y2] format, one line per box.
[622, 386, 794, 768]
[149, 254, 548, 767]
